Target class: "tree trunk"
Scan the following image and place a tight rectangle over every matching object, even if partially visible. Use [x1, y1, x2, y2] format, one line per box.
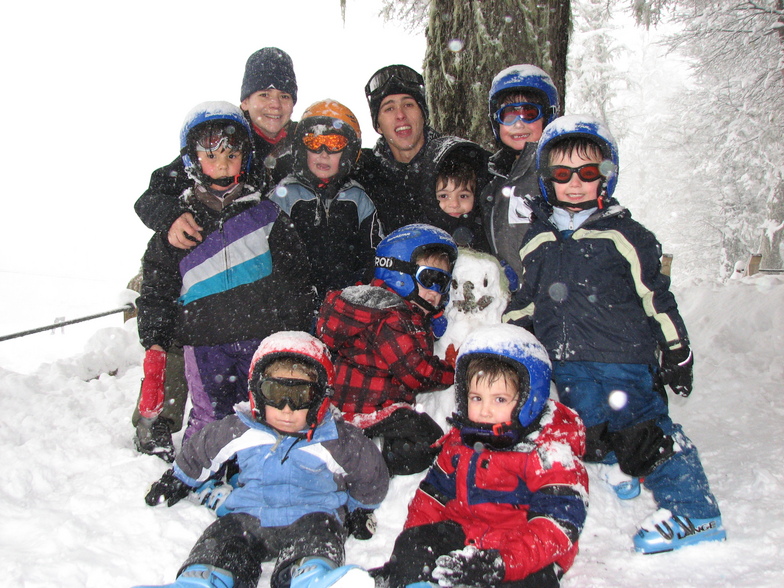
[423, 0, 570, 148]
[759, 179, 784, 269]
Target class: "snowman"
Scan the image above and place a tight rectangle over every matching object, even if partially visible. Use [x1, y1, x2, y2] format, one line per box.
[421, 248, 512, 429]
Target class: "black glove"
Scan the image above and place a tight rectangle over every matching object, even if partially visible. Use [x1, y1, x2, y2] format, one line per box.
[432, 546, 504, 587]
[144, 469, 192, 507]
[660, 344, 694, 397]
[345, 508, 377, 540]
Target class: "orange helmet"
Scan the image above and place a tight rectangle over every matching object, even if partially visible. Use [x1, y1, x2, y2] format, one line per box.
[294, 99, 362, 177]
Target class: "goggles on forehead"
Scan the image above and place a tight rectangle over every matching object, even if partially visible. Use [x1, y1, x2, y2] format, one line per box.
[302, 133, 349, 154]
[257, 377, 319, 411]
[364, 65, 425, 99]
[493, 102, 544, 126]
[194, 126, 245, 152]
[414, 266, 452, 295]
[547, 164, 603, 184]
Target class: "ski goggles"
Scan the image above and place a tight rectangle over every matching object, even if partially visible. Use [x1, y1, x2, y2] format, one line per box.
[546, 163, 603, 184]
[194, 125, 245, 152]
[302, 133, 349, 154]
[414, 266, 452, 295]
[256, 377, 320, 410]
[493, 102, 544, 126]
[364, 65, 425, 99]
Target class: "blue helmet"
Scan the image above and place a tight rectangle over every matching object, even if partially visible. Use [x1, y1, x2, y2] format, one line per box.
[488, 64, 560, 142]
[374, 224, 457, 308]
[454, 324, 552, 447]
[179, 101, 253, 184]
[536, 115, 620, 206]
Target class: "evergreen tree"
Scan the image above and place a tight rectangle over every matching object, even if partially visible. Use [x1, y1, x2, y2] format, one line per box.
[664, 0, 784, 273]
[378, 0, 570, 148]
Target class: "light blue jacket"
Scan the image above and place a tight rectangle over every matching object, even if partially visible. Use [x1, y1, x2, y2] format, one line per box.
[173, 407, 389, 527]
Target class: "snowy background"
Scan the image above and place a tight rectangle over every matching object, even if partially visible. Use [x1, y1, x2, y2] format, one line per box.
[1, 274, 783, 587]
[1, 0, 783, 586]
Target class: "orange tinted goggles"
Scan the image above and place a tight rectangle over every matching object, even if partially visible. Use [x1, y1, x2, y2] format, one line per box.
[302, 133, 349, 153]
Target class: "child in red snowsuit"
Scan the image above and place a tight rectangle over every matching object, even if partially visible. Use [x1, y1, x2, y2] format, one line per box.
[316, 224, 456, 476]
[373, 324, 588, 588]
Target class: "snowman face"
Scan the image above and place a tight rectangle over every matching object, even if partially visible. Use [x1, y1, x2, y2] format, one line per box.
[446, 249, 511, 321]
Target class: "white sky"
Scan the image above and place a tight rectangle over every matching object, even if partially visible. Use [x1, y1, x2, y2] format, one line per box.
[0, 0, 425, 288]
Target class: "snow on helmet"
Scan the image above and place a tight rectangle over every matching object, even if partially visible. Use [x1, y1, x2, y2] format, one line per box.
[248, 331, 335, 432]
[364, 64, 428, 128]
[454, 323, 552, 445]
[293, 99, 362, 180]
[180, 101, 253, 186]
[488, 65, 560, 142]
[536, 114, 619, 206]
[374, 224, 457, 311]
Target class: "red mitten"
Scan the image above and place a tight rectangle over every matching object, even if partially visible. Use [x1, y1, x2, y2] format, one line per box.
[138, 349, 167, 418]
[445, 344, 458, 369]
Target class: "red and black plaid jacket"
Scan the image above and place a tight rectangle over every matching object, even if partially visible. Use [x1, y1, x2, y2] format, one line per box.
[316, 280, 454, 418]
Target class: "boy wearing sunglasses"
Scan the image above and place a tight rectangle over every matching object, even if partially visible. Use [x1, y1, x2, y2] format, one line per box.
[135, 101, 314, 450]
[504, 115, 725, 554]
[481, 64, 560, 283]
[269, 99, 382, 299]
[136, 331, 388, 588]
[316, 224, 457, 476]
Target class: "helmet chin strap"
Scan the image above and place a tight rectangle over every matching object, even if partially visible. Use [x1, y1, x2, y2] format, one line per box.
[552, 183, 607, 211]
[407, 292, 440, 315]
[552, 197, 599, 211]
[205, 171, 245, 187]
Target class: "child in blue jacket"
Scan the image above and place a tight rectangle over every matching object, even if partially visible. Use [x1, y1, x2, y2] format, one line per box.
[504, 115, 725, 554]
[135, 331, 389, 588]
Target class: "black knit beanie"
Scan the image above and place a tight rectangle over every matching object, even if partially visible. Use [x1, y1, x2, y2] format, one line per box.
[240, 47, 298, 104]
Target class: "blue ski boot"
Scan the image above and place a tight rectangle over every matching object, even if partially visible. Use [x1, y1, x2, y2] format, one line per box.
[290, 557, 374, 588]
[634, 510, 726, 554]
[597, 463, 640, 500]
[133, 564, 233, 588]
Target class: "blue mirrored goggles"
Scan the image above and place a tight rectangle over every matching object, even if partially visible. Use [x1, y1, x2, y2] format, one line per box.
[493, 102, 544, 126]
[414, 266, 452, 294]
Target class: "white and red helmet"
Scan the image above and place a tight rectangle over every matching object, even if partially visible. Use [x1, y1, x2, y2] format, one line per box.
[248, 331, 335, 428]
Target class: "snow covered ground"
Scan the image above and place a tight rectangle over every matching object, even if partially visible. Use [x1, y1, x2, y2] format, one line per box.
[1, 273, 783, 587]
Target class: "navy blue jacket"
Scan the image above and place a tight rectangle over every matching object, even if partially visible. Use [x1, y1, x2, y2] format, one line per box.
[504, 201, 689, 365]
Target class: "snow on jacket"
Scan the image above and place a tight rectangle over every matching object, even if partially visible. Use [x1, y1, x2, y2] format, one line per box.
[134, 120, 296, 233]
[137, 186, 314, 350]
[503, 200, 689, 364]
[172, 407, 389, 527]
[316, 280, 454, 418]
[421, 135, 491, 253]
[268, 173, 382, 297]
[481, 143, 541, 279]
[353, 126, 469, 233]
[405, 400, 588, 582]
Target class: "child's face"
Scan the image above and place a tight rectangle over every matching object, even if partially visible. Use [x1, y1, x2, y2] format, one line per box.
[263, 364, 311, 433]
[467, 373, 518, 425]
[497, 96, 544, 151]
[413, 255, 450, 313]
[436, 178, 475, 218]
[306, 149, 342, 180]
[241, 89, 294, 139]
[549, 149, 603, 211]
[197, 147, 243, 189]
